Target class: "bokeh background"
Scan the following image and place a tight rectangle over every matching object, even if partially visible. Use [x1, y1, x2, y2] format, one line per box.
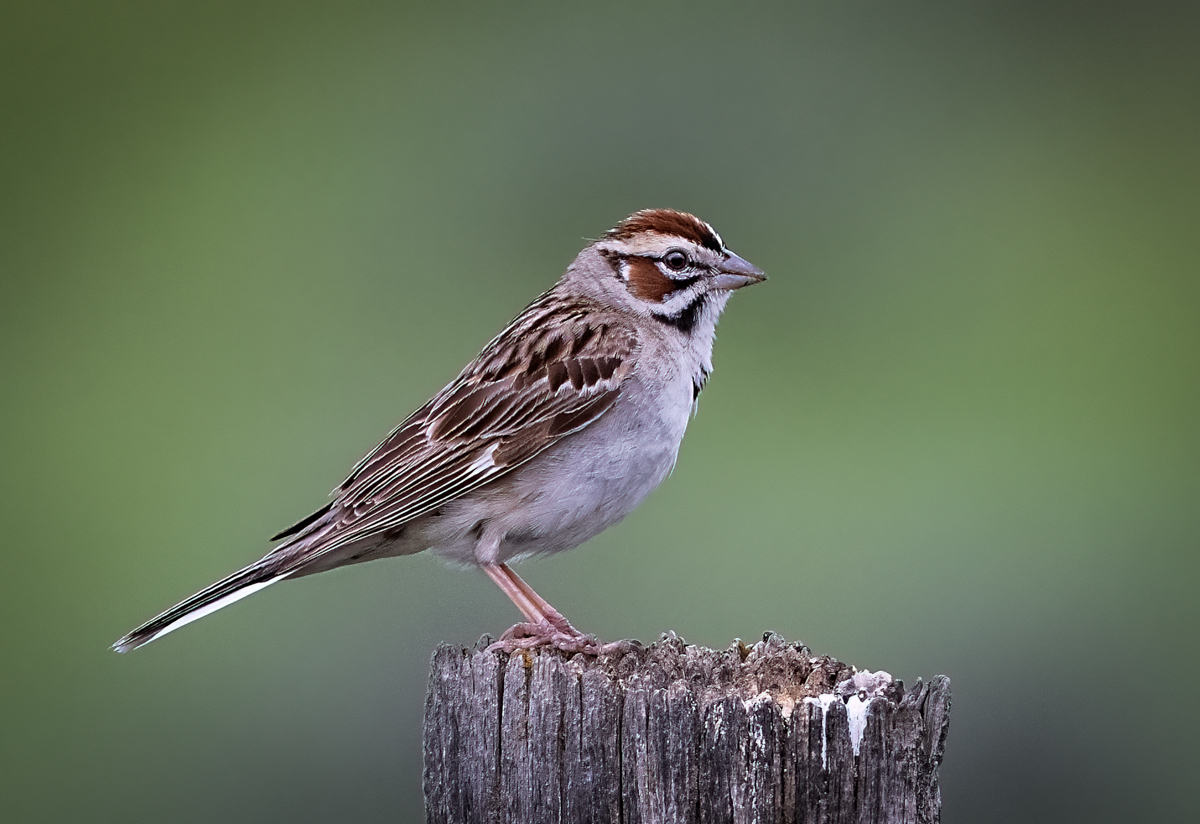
[3, 2, 1197, 821]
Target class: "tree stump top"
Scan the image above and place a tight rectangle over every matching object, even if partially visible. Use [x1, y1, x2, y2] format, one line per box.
[424, 632, 951, 824]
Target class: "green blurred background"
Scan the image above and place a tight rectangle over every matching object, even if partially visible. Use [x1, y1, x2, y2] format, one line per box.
[3, 2, 1197, 821]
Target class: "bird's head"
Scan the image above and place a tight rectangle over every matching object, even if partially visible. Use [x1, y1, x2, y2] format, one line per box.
[566, 209, 766, 334]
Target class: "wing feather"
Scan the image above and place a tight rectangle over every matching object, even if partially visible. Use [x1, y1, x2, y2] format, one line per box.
[277, 294, 638, 565]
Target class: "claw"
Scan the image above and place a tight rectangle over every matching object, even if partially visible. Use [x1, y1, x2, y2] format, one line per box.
[481, 562, 625, 655]
[487, 617, 622, 656]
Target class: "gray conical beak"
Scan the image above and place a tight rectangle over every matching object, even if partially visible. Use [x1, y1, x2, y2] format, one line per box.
[712, 252, 767, 291]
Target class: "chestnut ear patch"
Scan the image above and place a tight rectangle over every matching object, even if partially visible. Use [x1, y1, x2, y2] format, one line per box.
[625, 257, 675, 303]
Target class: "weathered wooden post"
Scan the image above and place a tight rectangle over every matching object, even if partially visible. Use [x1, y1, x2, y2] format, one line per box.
[424, 632, 950, 824]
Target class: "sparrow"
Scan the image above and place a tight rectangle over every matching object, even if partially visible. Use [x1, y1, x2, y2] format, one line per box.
[114, 209, 765, 654]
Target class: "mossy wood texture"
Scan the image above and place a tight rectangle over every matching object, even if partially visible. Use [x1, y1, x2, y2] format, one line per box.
[424, 634, 950, 824]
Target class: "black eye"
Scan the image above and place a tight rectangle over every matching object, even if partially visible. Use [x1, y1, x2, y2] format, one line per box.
[663, 250, 689, 271]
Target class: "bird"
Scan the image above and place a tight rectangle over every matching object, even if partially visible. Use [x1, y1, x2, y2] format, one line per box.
[113, 209, 766, 654]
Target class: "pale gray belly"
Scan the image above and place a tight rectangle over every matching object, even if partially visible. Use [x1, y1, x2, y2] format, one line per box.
[423, 377, 690, 566]
[317, 372, 693, 571]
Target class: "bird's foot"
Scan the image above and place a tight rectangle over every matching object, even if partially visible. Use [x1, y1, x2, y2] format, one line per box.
[488, 613, 623, 656]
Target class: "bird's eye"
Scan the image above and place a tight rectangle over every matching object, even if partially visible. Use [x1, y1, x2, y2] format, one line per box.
[663, 251, 689, 271]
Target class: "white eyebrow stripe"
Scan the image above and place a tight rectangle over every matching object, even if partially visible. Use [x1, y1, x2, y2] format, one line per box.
[702, 220, 726, 251]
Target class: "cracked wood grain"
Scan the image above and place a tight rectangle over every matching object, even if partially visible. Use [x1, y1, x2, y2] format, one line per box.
[424, 633, 950, 824]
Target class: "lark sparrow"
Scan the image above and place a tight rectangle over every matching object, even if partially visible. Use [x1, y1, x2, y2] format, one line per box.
[114, 209, 765, 654]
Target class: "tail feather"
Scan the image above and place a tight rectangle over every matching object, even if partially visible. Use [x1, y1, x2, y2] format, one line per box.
[112, 564, 291, 653]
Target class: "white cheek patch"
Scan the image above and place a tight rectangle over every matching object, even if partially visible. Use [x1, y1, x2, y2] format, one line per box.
[656, 285, 704, 313]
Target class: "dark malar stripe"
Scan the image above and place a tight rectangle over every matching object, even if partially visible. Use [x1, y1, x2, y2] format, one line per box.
[654, 295, 705, 334]
[670, 274, 703, 290]
[692, 365, 711, 401]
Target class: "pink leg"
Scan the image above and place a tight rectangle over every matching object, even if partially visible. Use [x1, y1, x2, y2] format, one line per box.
[482, 563, 544, 624]
[480, 563, 619, 655]
[496, 564, 569, 623]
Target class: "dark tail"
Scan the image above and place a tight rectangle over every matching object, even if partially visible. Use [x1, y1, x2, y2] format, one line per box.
[112, 562, 291, 653]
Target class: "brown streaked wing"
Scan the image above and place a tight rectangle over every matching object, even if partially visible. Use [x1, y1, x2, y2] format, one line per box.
[287, 297, 639, 562]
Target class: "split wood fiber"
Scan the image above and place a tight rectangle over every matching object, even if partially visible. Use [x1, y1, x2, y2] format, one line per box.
[424, 632, 950, 824]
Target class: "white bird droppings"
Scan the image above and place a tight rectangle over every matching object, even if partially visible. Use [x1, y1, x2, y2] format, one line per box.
[846, 694, 870, 756]
[802, 693, 840, 769]
[803, 669, 895, 766]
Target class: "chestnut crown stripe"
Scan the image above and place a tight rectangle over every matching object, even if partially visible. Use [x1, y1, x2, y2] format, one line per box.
[605, 208, 726, 253]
